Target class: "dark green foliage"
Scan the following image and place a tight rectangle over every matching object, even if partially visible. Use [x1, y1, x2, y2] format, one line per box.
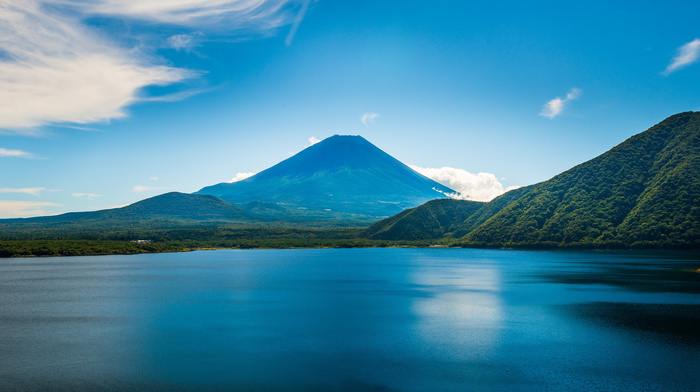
[362, 112, 700, 249]
[451, 185, 535, 237]
[0, 224, 426, 257]
[361, 186, 535, 241]
[362, 199, 484, 240]
[458, 112, 700, 248]
[0, 240, 182, 257]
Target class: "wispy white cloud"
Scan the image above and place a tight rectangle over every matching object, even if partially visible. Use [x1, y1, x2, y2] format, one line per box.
[409, 165, 519, 202]
[307, 136, 321, 146]
[230, 172, 256, 182]
[539, 88, 581, 119]
[663, 38, 700, 75]
[0, 0, 309, 133]
[0, 187, 45, 196]
[285, 0, 310, 46]
[0, 200, 61, 217]
[149, 176, 159, 181]
[0, 148, 35, 158]
[132, 185, 165, 192]
[361, 112, 379, 126]
[168, 33, 201, 52]
[0, 0, 192, 132]
[66, 0, 306, 27]
[72, 192, 102, 199]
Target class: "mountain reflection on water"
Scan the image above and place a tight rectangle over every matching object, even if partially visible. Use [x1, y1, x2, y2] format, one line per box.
[0, 249, 698, 392]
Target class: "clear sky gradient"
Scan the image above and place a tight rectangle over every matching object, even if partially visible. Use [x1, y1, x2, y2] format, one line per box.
[1, 0, 699, 217]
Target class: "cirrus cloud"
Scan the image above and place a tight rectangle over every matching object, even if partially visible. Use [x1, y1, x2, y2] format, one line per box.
[0, 148, 35, 158]
[663, 38, 700, 75]
[72, 193, 102, 200]
[0, 0, 310, 133]
[0, 187, 45, 196]
[0, 0, 192, 132]
[65, 0, 307, 27]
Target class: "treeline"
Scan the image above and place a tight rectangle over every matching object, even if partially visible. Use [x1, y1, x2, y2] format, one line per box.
[0, 224, 434, 258]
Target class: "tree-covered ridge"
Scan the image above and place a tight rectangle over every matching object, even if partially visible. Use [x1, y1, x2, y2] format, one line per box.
[450, 185, 535, 237]
[362, 199, 484, 240]
[100, 192, 252, 221]
[460, 111, 700, 248]
[361, 186, 535, 241]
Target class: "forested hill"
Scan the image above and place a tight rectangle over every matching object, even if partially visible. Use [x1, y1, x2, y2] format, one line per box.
[364, 112, 700, 248]
[361, 186, 533, 240]
[462, 111, 700, 248]
[1, 192, 252, 225]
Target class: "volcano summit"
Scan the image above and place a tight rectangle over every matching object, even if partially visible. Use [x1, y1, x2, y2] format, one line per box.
[196, 135, 454, 217]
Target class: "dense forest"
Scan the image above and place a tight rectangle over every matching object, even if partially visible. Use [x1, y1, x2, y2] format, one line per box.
[0, 222, 434, 257]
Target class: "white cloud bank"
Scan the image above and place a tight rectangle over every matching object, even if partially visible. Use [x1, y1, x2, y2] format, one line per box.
[308, 136, 321, 146]
[539, 88, 581, 119]
[0, 0, 308, 133]
[0, 187, 45, 196]
[0, 200, 61, 217]
[410, 165, 519, 202]
[663, 38, 700, 75]
[230, 172, 256, 182]
[361, 112, 379, 126]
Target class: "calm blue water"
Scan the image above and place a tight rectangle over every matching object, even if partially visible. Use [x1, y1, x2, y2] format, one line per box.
[1, 249, 699, 391]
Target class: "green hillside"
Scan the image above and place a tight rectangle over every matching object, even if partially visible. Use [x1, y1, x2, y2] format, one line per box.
[100, 192, 252, 221]
[361, 185, 533, 241]
[451, 185, 535, 237]
[1, 192, 253, 226]
[362, 199, 484, 240]
[460, 111, 700, 248]
[361, 112, 700, 249]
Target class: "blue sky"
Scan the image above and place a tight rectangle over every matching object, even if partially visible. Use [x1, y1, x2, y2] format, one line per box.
[1, 0, 699, 217]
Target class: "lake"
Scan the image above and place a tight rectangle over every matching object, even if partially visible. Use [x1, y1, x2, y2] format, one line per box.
[1, 248, 698, 391]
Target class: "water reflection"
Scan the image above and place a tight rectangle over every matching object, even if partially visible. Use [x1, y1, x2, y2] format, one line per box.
[411, 264, 504, 361]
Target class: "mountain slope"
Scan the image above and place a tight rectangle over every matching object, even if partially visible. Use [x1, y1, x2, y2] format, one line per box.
[361, 199, 484, 240]
[361, 185, 534, 241]
[460, 111, 700, 248]
[2, 192, 251, 225]
[99, 192, 251, 221]
[197, 135, 454, 217]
